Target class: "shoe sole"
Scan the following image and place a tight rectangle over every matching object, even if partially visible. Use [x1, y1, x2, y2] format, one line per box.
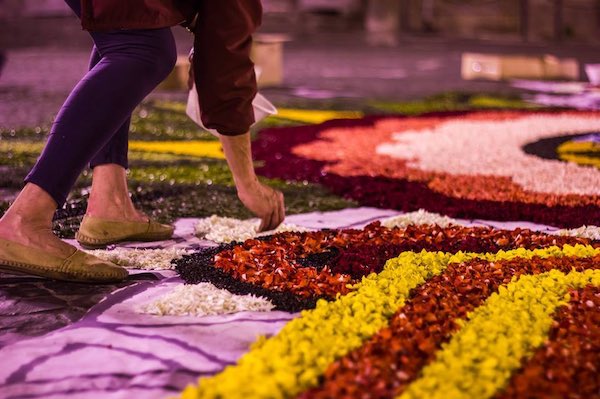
[0, 259, 127, 283]
[75, 231, 174, 250]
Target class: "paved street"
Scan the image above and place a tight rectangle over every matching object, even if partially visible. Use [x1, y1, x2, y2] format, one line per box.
[1, 12, 600, 128]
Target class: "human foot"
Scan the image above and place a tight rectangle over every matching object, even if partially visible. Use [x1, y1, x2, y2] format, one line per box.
[85, 197, 149, 223]
[0, 184, 127, 282]
[79, 164, 172, 248]
[76, 215, 174, 249]
[0, 217, 76, 259]
[0, 232, 128, 283]
[87, 163, 148, 223]
[0, 183, 75, 259]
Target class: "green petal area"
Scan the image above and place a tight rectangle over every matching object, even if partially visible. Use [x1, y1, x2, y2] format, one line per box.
[0, 93, 532, 145]
[252, 117, 307, 130]
[50, 182, 355, 238]
[128, 161, 334, 192]
[128, 162, 235, 186]
[0, 126, 49, 141]
[132, 183, 355, 223]
[0, 141, 44, 167]
[0, 138, 209, 168]
[0, 140, 354, 239]
[369, 92, 535, 115]
[1, 92, 532, 239]
[129, 101, 218, 141]
[128, 151, 198, 163]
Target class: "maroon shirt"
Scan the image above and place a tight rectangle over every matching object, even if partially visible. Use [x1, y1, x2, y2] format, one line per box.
[80, 0, 194, 31]
[80, 0, 262, 136]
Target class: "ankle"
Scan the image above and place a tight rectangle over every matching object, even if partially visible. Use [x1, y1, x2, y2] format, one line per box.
[88, 193, 131, 208]
[0, 183, 57, 230]
[86, 196, 141, 219]
[0, 214, 54, 246]
[0, 206, 54, 230]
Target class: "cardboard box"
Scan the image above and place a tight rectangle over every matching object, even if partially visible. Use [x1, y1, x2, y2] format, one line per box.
[251, 34, 290, 88]
[157, 34, 290, 91]
[157, 55, 190, 91]
[461, 53, 579, 81]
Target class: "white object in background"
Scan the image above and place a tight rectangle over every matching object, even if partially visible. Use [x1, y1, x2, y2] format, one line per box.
[186, 84, 277, 136]
[585, 64, 600, 85]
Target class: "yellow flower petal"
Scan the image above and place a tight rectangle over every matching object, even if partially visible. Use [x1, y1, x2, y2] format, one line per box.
[129, 140, 224, 159]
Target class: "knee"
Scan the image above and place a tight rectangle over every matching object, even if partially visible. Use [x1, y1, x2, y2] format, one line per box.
[98, 29, 177, 86]
[146, 34, 177, 84]
[120, 30, 176, 85]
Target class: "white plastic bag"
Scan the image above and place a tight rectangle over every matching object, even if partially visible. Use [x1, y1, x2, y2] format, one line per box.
[186, 83, 277, 137]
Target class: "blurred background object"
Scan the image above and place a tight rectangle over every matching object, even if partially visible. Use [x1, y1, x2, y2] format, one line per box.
[585, 63, 600, 85]
[461, 53, 579, 81]
[2, 0, 600, 129]
[3, 0, 600, 46]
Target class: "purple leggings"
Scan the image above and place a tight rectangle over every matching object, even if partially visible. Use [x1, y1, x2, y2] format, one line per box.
[25, 0, 176, 206]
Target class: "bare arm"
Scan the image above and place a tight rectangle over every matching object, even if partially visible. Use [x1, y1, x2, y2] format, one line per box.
[220, 133, 285, 232]
[187, 1, 280, 230]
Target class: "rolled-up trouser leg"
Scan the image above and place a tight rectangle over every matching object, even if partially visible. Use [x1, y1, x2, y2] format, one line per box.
[25, 0, 176, 206]
[193, 0, 262, 136]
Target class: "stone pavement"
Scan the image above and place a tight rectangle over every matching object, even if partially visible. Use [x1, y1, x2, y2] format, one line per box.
[2, 13, 600, 129]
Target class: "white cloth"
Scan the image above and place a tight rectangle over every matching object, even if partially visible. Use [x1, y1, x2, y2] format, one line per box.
[186, 83, 277, 136]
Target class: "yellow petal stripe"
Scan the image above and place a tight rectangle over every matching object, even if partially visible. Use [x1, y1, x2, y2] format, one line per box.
[129, 141, 224, 159]
[558, 153, 600, 168]
[399, 268, 600, 399]
[557, 140, 599, 154]
[557, 140, 600, 168]
[176, 244, 599, 399]
[272, 109, 364, 124]
[0, 141, 44, 154]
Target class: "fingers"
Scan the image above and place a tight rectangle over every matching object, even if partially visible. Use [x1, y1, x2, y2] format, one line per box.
[258, 216, 268, 232]
[259, 208, 275, 232]
[259, 191, 276, 232]
[258, 190, 284, 232]
[275, 191, 285, 227]
[266, 191, 285, 232]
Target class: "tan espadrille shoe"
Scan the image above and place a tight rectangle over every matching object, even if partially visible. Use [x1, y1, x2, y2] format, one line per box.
[75, 215, 174, 249]
[0, 238, 128, 283]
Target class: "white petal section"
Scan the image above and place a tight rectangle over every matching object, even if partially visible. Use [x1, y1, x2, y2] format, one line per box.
[195, 215, 310, 243]
[138, 283, 274, 317]
[87, 248, 190, 270]
[376, 114, 600, 195]
[557, 225, 600, 241]
[381, 209, 463, 228]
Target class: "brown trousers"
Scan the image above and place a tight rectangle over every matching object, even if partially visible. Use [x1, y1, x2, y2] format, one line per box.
[191, 1, 262, 135]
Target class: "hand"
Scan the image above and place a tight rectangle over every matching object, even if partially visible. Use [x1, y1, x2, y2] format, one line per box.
[237, 181, 285, 232]
[218, 134, 283, 232]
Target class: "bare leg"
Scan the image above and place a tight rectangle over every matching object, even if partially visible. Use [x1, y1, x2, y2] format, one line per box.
[0, 184, 75, 258]
[0, 165, 148, 258]
[85, 164, 147, 222]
